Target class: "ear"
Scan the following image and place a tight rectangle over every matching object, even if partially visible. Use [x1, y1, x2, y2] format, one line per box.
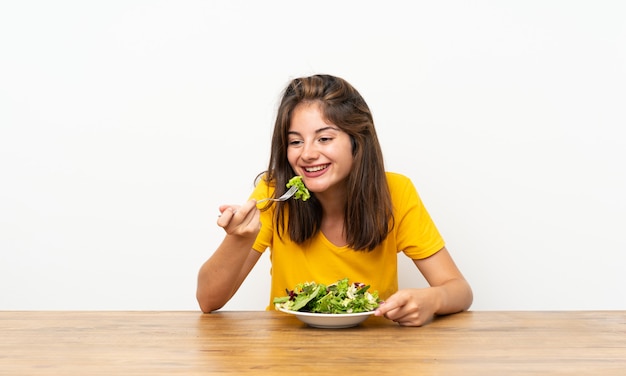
[350, 135, 358, 156]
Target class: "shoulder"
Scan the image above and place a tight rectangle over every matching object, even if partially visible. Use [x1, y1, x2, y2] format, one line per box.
[385, 171, 414, 189]
[385, 171, 423, 205]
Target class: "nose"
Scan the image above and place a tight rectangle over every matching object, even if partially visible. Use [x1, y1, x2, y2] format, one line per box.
[301, 141, 319, 161]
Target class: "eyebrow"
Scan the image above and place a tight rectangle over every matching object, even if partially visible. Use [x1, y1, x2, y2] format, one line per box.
[288, 126, 341, 136]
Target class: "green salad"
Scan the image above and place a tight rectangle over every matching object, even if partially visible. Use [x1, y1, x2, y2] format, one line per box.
[286, 176, 310, 201]
[273, 278, 380, 314]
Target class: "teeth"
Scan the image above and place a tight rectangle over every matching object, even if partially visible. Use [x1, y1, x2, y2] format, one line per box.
[305, 165, 327, 172]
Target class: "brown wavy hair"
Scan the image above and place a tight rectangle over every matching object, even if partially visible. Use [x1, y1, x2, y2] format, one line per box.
[259, 74, 393, 251]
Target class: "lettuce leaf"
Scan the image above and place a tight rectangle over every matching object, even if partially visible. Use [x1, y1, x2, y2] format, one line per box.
[273, 278, 380, 314]
[286, 176, 310, 201]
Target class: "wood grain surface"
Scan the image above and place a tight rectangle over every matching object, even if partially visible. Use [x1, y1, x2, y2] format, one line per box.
[1, 310, 624, 375]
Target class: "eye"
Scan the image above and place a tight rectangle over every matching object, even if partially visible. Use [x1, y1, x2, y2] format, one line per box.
[318, 136, 333, 143]
[288, 139, 303, 147]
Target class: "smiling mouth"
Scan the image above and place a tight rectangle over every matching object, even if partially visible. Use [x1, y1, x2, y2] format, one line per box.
[304, 164, 329, 173]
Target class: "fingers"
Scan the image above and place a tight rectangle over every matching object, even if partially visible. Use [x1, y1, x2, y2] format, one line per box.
[216, 206, 237, 227]
[374, 300, 399, 317]
[374, 291, 407, 317]
[218, 204, 237, 215]
[216, 200, 261, 236]
[374, 289, 434, 327]
[376, 301, 422, 326]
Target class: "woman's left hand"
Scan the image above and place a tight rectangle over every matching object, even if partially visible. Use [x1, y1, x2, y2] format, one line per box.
[374, 247, 473, 326]
[374, 288, 440, 326]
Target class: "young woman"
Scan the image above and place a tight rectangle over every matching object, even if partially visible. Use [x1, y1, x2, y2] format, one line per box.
[197, 74, 472, 326]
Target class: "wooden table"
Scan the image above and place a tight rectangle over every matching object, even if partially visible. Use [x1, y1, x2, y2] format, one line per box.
[1, 310, 625, 375]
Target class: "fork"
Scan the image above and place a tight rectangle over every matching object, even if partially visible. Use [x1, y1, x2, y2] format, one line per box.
[257, 185, 298, 204]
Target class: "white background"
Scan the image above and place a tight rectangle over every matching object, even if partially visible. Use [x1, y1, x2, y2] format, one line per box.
[1, 1, 625, 311]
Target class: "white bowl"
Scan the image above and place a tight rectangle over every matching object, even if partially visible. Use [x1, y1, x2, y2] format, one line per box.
[276, 307, 375, 328]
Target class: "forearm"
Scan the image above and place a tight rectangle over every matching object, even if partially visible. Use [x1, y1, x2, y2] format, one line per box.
[432, 277, 473, 316]
[196, 235, 256, 313]
[412, 248, 473, 316]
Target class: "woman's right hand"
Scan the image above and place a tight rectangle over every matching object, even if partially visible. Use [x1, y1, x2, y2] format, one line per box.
[216, 199, 261, 239]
